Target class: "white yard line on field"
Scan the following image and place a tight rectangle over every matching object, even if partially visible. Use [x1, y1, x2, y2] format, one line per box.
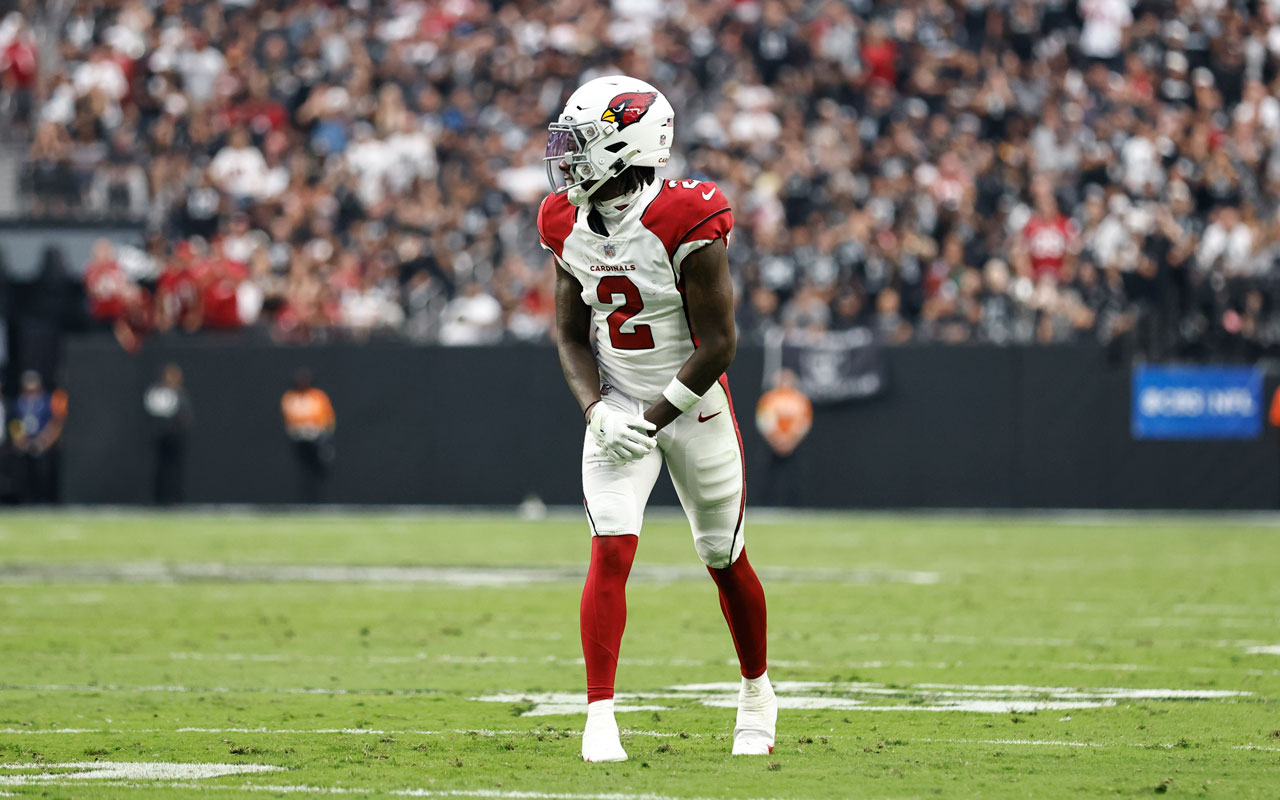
[24, 649, 1271, 676]
[475, 682, 1253, 716]
[0, 776, 791, 800]
[0, 683, 447, 696]
[0, 727, 703, 739]
[10, 650, 1268, 677]
[1, 679, 1253, 713]
[0, 762, 279, 785]
[918, 738, 1100, 747]
[5, 729, 1273, 756]
[0, 562, 941, 586]
[163, 652, 950, 670]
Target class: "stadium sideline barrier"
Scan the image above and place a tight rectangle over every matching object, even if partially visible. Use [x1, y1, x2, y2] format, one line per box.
[62, 337, 1280, 509]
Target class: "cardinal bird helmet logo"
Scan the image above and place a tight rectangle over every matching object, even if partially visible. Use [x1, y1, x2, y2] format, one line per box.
[601, 92, 658, 130]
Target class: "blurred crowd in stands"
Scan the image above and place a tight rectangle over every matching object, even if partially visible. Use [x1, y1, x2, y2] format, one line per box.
[4, 0, 1280, 357]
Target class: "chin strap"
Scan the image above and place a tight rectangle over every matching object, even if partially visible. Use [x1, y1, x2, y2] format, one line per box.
[566, 152, 640, 207]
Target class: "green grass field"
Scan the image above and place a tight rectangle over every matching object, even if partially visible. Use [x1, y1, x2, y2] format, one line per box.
[1, 510, 1278, 798]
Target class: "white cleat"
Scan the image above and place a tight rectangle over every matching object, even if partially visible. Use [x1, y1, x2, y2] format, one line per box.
[732, 671, 777, 755]
[582, 699, 628, 763]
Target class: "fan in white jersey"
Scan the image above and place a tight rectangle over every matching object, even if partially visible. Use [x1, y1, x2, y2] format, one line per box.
[537, 75, 776, 762]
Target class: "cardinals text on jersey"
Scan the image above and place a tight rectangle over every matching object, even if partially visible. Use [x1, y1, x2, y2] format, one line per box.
[538, 178, 734, 404]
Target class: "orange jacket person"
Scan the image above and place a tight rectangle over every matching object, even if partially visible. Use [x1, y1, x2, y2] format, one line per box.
[756, 370, 813, 458]
[281, 369, 335, 503]
[755, 370, 813, 507]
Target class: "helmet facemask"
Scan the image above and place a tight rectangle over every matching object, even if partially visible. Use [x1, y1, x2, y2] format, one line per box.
[544, 120, 639, 207]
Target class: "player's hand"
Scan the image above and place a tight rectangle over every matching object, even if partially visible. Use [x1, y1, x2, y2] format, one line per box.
[588, 402, 657, 464]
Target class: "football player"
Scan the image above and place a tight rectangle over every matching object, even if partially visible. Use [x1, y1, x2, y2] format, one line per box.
[538, 76, 775, 762]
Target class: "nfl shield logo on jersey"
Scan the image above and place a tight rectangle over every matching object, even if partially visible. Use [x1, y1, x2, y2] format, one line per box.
[602, 242, 617, 259]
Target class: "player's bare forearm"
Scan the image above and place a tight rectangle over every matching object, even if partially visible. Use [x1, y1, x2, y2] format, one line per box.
[554, 262, 602, 418]
[644, 239, 736, 431]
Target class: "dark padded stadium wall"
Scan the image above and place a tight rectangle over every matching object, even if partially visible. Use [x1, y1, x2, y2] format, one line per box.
[1013, 346, 1280, 509]
[61, 337, 1280, 508]
[64, 337, 591, 505]
[776, 346, 1021, 507]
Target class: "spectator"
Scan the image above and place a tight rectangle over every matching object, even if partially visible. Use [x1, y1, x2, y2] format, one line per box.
[176, 30, 226, 108]
[440, 283, 503, 345]
[281, 369, 335, 504]
[0, 378, 15, 503]
[83, 238, 151, 352]
[72, 45, 127, 106]
[208, 127, 271, 202]
[1199, 206, 1256, 276]
[12, 371, 65, 504]
[0, 11, 38, 128]
[143, 363, 193, 505]
[155, 243, 204, 333]
[756, 369, 813, 506]
[7, 0, 1280, 360]
[1079, 0, 1133, 70]
[1022, 177, 1078, 282]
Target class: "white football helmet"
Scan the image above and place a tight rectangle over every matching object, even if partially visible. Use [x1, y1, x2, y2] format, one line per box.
[544, 75, 674, 206]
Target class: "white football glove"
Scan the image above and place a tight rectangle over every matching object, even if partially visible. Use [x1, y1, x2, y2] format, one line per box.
[588, 402, 656, 464]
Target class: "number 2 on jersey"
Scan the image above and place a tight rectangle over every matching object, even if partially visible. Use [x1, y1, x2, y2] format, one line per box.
[596, 275, 654, 350]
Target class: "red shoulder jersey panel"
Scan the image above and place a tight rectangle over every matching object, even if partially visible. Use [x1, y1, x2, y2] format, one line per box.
[536, 192, 577, 259]
[641, 179, 734, 261]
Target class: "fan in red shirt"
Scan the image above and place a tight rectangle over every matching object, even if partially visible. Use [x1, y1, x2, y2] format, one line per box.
[861, 21, 898, 87]
[155, 242, 204, 332]
[0, 17, 37, 92]
[84, 239, 133, 322]
[191, 239, 248, 329]
[83, 239, 152, 351]
[222, 72, 288, 135]
[1021, 179, 1078, 281]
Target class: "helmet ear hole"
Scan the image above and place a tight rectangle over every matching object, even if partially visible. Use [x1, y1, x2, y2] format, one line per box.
[603, 142, 628, 153]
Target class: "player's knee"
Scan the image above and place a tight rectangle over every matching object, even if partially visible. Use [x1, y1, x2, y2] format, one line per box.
[694, 532, 736, 569]
[589, 512, 638, 537]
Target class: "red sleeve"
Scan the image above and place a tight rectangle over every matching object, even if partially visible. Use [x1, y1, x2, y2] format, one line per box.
[536, 193, 576, 260]
[641, 179, 734, 262]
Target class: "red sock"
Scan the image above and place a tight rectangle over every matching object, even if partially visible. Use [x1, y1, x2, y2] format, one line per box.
[708, 549, 768, 679]
[580, 534, 638, 703]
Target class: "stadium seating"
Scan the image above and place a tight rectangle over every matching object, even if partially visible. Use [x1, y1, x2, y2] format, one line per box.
[2, 0, 1279, 360]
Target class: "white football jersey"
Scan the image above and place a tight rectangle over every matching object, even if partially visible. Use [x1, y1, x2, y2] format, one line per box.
[538, 178, 734, 404]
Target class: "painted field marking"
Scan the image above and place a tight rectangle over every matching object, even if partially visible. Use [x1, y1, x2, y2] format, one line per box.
[0, 783, 798, 800]
[474, 681, 1252, 716]
[4, 728, 1276, 756]
[823, 631, 1276, 650]
[10, 649, 1273, 679]
[165, 652, 948, 670]
[14, 651, 1247, 676]
[0, 562, 940, 586]
[0, 679, 1252, 712]
[0, 761, 279, 785]
[0, 683, 448, 696]
[1245, 645, 1280, 655]
[918, 738, 1100, 747]
[1, 678, 1259, 714]
[0, 727, 707, 739]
